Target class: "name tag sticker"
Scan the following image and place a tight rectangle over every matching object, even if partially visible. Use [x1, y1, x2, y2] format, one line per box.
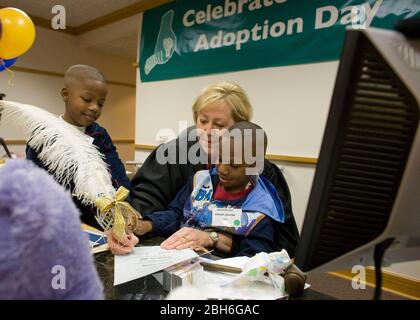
[212, 207, 242, 228]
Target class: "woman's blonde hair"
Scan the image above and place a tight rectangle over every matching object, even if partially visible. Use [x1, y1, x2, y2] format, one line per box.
[192, 81, 253, 123]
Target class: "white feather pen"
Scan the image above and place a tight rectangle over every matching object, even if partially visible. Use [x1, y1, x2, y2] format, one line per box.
[0, 100, 115, 203]
[0, 100, 136, 237]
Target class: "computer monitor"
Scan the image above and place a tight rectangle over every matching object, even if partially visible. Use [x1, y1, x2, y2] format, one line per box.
[295, 27, 420, 273]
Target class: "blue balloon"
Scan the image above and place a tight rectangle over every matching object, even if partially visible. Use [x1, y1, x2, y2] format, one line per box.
[0, 57, 18, 72]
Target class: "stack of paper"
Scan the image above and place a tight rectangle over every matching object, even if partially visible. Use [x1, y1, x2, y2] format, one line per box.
[163, 261, 204, 292]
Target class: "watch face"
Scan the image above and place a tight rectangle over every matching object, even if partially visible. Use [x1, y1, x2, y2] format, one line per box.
[210, 231, 218, 241]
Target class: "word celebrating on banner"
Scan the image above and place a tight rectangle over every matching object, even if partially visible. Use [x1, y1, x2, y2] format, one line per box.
[139, 0, 420, 82]
[186, 0, 381, 52]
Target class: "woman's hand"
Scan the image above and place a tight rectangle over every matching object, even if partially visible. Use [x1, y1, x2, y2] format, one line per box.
[105, 229, 139, 255]
[160, 227, 213, 250]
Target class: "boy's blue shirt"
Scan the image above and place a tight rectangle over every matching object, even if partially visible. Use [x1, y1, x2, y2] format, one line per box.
[84, 122, 131, 190]
[146, 167, 285, 257]
[26, 121, 130, 228]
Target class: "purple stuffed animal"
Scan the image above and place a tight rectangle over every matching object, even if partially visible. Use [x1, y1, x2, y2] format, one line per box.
[0, 160, 103, 299]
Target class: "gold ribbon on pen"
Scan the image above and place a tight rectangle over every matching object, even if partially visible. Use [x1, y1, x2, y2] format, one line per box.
[95, 186, 139, 242]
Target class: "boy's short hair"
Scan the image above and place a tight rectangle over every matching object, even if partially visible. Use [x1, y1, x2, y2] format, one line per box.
[220, 121, 267, 174]
[64, 65, 106, 87]
[227, 121, 268, 155]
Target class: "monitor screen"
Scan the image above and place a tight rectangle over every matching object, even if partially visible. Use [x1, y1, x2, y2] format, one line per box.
[295, 27, 420, 273]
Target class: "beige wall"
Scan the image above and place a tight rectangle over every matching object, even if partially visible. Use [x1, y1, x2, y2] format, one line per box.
[0, 25, 136, 167]
[95, 80, 136, 166]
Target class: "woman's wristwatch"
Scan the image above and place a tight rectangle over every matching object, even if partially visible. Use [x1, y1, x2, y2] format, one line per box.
[209, 231, 219, 248]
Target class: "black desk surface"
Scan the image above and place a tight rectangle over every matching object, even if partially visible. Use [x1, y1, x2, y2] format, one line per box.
[94, 237, 336, 300]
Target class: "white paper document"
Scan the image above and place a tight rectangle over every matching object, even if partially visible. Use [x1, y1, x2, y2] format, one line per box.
[114, 246, 198, 286]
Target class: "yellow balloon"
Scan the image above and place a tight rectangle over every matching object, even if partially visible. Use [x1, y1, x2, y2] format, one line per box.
[0, 7, 36, 59]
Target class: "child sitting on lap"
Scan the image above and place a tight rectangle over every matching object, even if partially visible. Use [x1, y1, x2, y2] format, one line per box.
[131, 121, 285, 257]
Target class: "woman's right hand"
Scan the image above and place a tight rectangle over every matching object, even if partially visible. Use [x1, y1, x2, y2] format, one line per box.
[105, 229, 139, 255]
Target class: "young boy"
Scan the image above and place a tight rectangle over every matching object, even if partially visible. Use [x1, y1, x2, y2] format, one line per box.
[131, 121, 285, 257]
[26, 65, 131, 229]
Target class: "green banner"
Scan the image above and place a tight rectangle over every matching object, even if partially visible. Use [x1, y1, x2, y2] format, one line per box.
[140, 0, 419, 82]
